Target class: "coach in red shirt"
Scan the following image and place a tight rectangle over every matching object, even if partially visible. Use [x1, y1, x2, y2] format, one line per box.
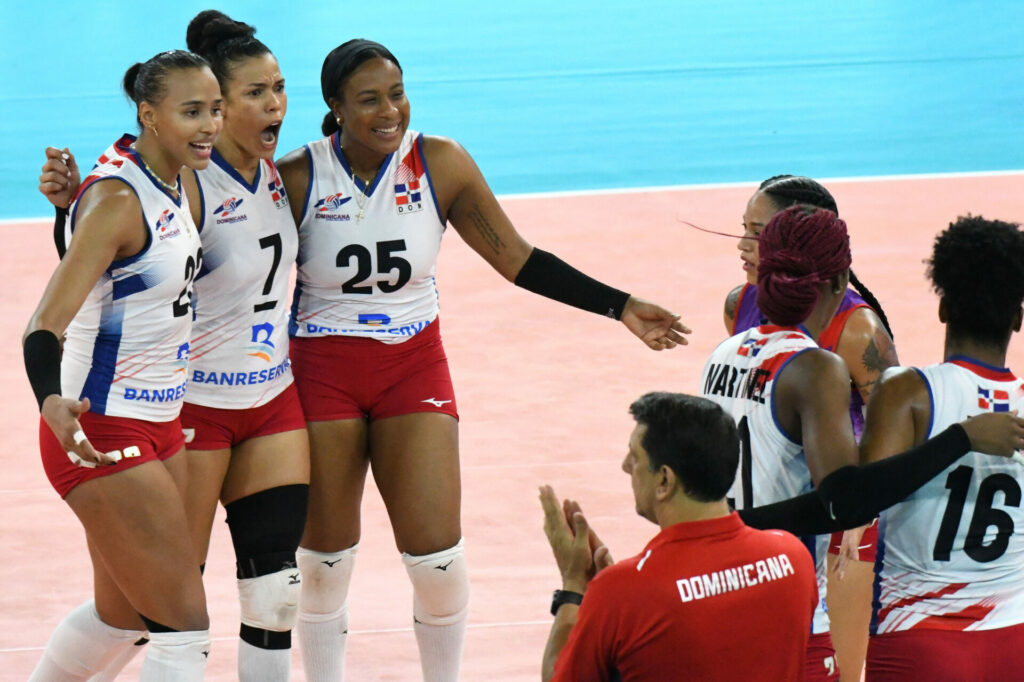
[541, 392, 818, 681]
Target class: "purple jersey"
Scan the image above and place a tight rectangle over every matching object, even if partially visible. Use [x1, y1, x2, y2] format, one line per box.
[731, 283, 870, 437]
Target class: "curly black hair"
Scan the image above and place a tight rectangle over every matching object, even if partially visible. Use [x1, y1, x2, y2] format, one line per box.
[928, 215, 1024, 346]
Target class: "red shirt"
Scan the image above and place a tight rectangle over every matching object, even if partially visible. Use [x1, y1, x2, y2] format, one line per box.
[552, 513, 817, 682]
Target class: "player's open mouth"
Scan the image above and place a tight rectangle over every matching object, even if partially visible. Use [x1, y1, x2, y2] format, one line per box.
[373, 123, 399, 136]
[261, 122, 282, 146]
[191, 141, 213, 158]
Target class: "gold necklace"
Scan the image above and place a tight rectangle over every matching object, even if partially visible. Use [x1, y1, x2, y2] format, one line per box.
[131, 145, 179, 195]
[130, 144, 189, 236]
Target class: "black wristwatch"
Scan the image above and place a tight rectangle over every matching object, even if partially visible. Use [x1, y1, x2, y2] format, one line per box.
[550, 589, 583, 616]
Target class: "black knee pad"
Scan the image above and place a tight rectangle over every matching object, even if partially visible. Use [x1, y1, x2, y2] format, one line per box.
[225, 484, 309, 579]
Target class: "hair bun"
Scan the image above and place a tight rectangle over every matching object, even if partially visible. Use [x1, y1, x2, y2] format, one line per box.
[186, 10, 255, 55]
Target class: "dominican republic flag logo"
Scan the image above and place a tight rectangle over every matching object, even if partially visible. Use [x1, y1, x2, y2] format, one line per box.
[394, 180, 423, 214]
[978, 387, 1010, 412]
[737, 337, 769, 358]
[213, 197, 243, 216]
[316, 193, 351, 212]
[267, 166, 288, 208]
[155, 209, 175, 232]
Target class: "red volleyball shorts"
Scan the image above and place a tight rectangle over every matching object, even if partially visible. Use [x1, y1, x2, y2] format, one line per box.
[180, 383, 307, 450]
[806, 631, 841, 682]
[290, 318, 458, 423]
[40, 411, 185, 498]
[866, 622, 1024, 681]
[828, 518, 879, 563]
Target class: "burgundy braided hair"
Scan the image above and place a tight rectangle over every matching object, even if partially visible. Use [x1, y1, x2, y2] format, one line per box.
[756, 205, 851, 326]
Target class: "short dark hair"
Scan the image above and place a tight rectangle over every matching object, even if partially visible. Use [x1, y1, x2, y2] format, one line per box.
[628, 392, 739, 502]
[928, 215, 1024, 346]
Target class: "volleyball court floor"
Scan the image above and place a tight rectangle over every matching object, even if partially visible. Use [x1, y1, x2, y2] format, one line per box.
[1, 172, 1022, 680]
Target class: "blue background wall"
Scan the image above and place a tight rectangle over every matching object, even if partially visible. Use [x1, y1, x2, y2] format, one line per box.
[2, 1, 1022, 219]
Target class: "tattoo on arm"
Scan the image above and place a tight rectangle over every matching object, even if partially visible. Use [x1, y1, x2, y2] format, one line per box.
[469, 204, 505, 255]
[855, 333, 899, 394]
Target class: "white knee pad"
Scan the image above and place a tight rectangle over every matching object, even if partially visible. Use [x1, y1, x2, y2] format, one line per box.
[402, 539, 469, 626]
[141, 630, 210, 680]
[31, 600, 144, 680]
[296, 544, 358, 617]
[238, 567, 302, 632]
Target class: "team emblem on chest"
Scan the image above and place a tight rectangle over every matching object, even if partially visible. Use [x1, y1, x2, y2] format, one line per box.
[267, 165, 289, 210]
[394, 180, 423, 214]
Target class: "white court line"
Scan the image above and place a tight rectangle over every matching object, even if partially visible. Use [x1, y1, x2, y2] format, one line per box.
[4, 169, 1023, 225]
[0, 620, 552, 653]
[499, 168, 1024, 201]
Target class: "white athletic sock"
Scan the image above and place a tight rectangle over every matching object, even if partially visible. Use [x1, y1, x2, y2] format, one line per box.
[89, 636, 148, 681]
[411, 620, 468, 682]
[238, 639, 291, 682]
[139, 630, 210, 681]
[29, 600, 145, 682]
[296, 545, 358, 682]
[403, 539, 470, 682]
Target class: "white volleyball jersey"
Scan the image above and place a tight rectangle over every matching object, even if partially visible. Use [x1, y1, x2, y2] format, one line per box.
[873, 356, 1024, 634]
[291, 129, 445, 343]
[185, 152, 297, 408]
[701, 324, 831, 634]
[61, 134, 202, 421]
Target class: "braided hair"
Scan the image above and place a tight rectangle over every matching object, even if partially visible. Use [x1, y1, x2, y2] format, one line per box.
[757, 205, 852, 326]
[758, 175, 894, 339]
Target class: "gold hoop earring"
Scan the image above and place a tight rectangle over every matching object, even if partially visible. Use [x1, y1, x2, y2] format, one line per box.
[150, 125, 159, 138]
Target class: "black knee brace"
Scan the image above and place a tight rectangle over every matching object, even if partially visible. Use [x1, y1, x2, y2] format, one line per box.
[225, 483, 309, 649]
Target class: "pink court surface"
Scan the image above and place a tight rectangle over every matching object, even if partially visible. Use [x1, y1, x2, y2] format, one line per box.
[1, 173, 1022, 680]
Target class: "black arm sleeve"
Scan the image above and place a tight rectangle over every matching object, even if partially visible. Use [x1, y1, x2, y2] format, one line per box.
[24, 329, 63, 410]
[738, 424, 971, 535]
[513, 248, 631, 320]
[54, 206, 68, 259]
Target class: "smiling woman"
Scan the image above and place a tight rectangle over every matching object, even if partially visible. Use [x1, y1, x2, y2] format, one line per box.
[23, 50, 220, 681]
[276, 38, 690, 682]
[35, 12, 311, 682]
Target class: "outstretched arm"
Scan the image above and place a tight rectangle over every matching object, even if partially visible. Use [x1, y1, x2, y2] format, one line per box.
[741, 367, 1024, 534]
[426, 136, 690, 350]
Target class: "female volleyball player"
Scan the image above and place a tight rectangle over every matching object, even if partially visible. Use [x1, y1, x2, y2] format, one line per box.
[24, 51, 221, 681]
[723, 175, 898, 680]
[275, 39, 689, 682]
[38, 13, 308, 680]
[701, 204, 1024, 682]
[859, 215, 1024, 680]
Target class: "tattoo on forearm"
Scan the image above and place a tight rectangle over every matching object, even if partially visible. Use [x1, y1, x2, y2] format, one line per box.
[469, 205, 505, 255]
